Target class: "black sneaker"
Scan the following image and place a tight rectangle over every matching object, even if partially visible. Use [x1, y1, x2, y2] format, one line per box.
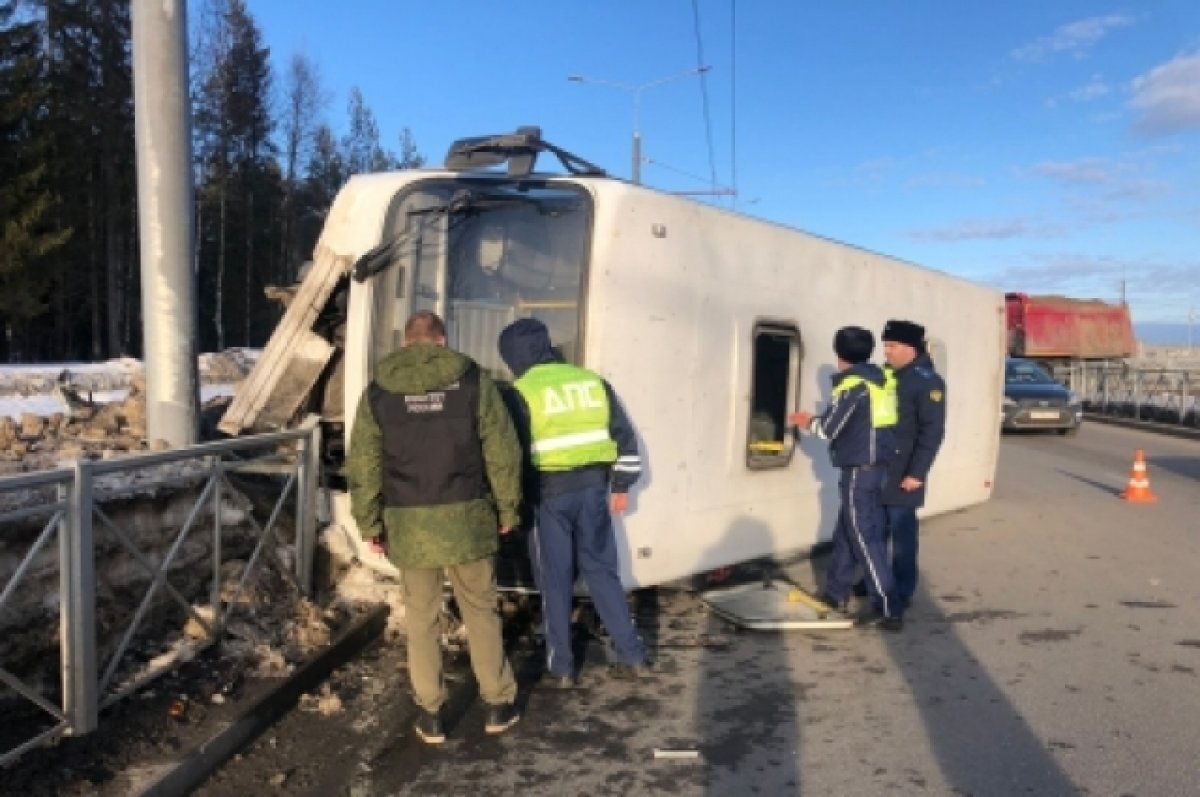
[484, 702, 520, 735]
[414, 709, 445, 745]
[854, 613, 904, 632]
[610, 661, 654, 680]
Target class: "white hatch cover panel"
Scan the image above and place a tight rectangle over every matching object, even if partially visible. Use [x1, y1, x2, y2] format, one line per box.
[700, 581, 854, 631]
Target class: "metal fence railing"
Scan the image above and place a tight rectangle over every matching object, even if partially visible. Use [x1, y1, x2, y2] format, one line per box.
[1061, 361, 1200, 428]
[0, 419, 321, 767]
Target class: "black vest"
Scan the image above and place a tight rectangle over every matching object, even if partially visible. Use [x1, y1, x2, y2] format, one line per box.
[368, 364, 487, 507]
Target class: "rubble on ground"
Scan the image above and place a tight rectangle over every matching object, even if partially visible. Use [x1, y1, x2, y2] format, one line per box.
[1, 365, 246, 480]
[1, 348, 396, 765]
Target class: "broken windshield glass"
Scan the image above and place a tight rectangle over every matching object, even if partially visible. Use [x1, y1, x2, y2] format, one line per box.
[370, 180, 592, 376]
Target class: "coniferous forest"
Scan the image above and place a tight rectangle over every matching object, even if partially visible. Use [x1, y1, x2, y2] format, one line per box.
[0, 0, 423, 362]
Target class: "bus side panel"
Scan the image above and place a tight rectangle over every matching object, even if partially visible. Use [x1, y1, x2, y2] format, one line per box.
[583, 184, 1003, 589]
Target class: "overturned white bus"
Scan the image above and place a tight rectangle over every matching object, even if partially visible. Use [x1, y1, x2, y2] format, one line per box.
[221, 128, 1004, 590]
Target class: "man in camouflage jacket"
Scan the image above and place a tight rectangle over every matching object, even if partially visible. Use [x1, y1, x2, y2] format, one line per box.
[348, 311, 523, 744]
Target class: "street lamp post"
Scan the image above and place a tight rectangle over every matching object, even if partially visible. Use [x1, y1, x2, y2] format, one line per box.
[568, 66, 710, 185]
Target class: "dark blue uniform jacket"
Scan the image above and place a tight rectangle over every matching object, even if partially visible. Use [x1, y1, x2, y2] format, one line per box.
[802, 363, 897, 469]
[881, 353, 946, 507]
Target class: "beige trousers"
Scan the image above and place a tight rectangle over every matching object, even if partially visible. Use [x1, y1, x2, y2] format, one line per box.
[400, 556, 517, 712]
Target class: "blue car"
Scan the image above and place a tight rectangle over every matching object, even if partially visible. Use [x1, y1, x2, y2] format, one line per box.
[1002, 358, 1082, 435]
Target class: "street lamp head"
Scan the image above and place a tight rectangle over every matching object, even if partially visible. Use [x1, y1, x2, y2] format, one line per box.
[566, 65, 712, 186]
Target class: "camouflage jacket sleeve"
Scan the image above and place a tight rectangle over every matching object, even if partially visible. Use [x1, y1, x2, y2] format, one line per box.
[476, 371, 523, 528]
[346, 390, 385, 540]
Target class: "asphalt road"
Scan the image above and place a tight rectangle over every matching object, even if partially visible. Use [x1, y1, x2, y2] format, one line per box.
[196, 422, 1200, 796]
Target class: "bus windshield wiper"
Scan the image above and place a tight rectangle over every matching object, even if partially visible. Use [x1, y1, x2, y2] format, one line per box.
[351, 190, 476, 282]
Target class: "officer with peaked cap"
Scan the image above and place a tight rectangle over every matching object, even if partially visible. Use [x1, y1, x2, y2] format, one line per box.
[879, 319, 946, 616]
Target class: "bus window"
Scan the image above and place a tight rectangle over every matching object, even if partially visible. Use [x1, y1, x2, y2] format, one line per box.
[747, 323, 801, 469]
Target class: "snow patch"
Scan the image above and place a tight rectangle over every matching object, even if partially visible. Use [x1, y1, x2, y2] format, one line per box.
[0, 350, 257, 420]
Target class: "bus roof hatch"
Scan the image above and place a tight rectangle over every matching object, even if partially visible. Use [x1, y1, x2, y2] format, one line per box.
[444, 126, 608, 179]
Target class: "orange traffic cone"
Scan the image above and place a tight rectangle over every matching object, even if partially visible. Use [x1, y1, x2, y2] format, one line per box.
[1120, 449, 1158, 503]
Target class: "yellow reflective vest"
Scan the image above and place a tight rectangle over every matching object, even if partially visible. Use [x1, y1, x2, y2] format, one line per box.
[833, 370, 898, 428]
[514, 363, 619, 471]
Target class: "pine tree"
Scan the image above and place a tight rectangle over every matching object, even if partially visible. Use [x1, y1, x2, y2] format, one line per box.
[396, 126, 426, 170]
[91, 0, 135, 358]
[193, 0, 233, 351]
[4, 0, 429, 360]
[278, 51, 326, 284]
[342, 87, 392, 174]
[293, 123, 345, 261]
[25, 0, 136, 360]
[0, 0, 69, 360]
[193, 0, 277, 349]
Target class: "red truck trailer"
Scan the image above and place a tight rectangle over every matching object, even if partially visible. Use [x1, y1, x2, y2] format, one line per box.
[1005, 293, 1136, 361]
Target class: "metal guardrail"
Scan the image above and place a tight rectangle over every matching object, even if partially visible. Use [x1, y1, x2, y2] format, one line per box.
[0, 420, 321, 767]
[1061, 361, 1200, 428]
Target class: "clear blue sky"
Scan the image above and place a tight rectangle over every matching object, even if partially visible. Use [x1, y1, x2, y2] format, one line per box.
[244, 0, 1200, 328]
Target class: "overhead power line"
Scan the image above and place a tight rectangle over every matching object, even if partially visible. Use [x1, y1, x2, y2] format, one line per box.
[730, 0, 738, 209]
[644, 155, 724, 186]
[690, 0, 719, 199]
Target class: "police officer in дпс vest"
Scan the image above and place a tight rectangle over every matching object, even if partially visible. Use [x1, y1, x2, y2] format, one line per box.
[790, 326, 903, 631]
[347, 311, 523, 745]
[498, 318, 649, 688]
[880, 319, 946, 616]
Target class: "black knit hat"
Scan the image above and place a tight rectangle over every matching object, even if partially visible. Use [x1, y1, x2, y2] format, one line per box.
[833, 326, 874, 364]
[882, 319, 925, 351]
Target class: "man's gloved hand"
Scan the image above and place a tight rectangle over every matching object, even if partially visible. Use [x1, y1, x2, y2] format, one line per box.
[611, 492, 629, 515]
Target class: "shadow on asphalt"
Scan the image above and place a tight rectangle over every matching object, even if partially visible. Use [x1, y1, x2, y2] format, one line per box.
[1145, 455, 1200, 482]
[1001, 429, 1074, 440]
[1055, 467, 1125, 497]
[876, 575, 1080, 794]
[695, 523, 802, 795]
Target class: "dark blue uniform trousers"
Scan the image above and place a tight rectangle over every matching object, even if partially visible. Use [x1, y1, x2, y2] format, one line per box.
[531, 485, 646, 676]
[825, 466, 900, 619]
[885, 505, 919, 610]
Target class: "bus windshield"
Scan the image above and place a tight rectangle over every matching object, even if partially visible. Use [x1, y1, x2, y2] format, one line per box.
[371, 180, 591, 376]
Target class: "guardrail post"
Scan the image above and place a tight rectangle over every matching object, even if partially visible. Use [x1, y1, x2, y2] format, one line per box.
[1180, 374, 1190, 427]
[1187, 372, 1196, 426]
[212, 459, 223, 627]
[295, 419, 321, 596]
[58, 460, 98, 735]
[1133, 370, 1142, 419]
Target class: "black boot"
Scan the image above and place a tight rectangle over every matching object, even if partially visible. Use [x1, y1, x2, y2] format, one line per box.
[414, 709, 446, 744]
[484, 702, 521, 734]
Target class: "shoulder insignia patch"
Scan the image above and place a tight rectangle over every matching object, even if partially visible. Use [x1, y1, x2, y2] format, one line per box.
[929, 389, 943, 402]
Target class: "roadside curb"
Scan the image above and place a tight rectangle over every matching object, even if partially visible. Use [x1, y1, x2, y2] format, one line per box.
[1083, 413, 1200, 442]
[136, 603, 390, 797]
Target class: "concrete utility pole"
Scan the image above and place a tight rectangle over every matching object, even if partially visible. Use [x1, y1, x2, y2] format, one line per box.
[568, 66, 710, 185]
[131, 0, 198, 446]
